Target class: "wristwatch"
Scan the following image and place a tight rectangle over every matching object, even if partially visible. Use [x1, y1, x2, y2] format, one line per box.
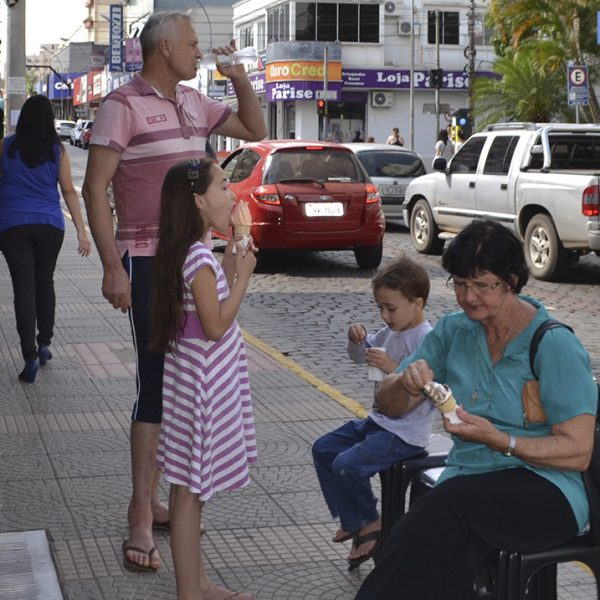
[504, 434, 516, 457]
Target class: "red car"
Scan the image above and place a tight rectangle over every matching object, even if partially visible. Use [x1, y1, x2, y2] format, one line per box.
[221, 140, 385, 269]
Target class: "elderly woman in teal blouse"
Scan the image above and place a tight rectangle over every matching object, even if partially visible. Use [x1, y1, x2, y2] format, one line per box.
[355, 219, 598, 600]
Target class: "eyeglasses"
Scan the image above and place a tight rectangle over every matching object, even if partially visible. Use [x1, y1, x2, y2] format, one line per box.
[446, 278, 503, 295]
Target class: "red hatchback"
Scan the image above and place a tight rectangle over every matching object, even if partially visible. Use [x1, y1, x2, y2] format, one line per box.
[221, 140, 385, 269]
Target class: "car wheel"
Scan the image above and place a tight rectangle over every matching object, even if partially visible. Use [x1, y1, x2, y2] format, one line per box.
[410, 199, 444, 255]
[354, 244, 383, 270]
[524, 213, 570, 281]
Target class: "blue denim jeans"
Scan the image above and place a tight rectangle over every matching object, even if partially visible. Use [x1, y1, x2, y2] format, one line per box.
[312, 417, 423, 533]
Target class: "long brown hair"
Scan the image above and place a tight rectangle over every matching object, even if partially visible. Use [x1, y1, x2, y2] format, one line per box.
[151, 158, 214, 353]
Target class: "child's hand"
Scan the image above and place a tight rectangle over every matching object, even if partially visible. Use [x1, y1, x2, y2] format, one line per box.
[235, 240, 257, 279]
[348, 323, 368, 344]
[366, 348, 397, 375]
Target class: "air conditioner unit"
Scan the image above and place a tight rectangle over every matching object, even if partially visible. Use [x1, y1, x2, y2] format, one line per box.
[398, 21, 420, 36]
[384, 1, 401, 16]
[371, 91, 393, 108]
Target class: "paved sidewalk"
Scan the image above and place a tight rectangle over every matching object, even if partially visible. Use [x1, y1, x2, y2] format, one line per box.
[0, 224, 596, 599]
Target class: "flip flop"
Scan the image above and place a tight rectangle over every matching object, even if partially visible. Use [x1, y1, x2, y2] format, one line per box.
[224, 594, 255, 600]
[332, 529, 356, 544]
[122, 541, 159, 572]
[347, 530, 380, 571]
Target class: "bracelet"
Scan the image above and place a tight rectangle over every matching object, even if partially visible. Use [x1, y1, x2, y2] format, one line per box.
[503, 434, 516, 457]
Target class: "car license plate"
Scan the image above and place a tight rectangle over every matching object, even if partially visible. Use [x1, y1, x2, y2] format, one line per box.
[379, 184, 406, 196]
[304, 202, 344, 217]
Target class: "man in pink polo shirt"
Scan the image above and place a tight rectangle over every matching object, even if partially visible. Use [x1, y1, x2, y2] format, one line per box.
[82, 10, 266, 574]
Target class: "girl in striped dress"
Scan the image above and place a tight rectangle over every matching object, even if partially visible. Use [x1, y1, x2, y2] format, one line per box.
[151, 158, 257, 600]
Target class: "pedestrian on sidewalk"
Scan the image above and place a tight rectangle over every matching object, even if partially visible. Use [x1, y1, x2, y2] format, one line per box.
[356, 220, 597, 600]
[312, 256, 435, 571]
[433, 128, 452, 166]
[0, 95, 91, 384]
[82, 10, 267, 572]
[151, 159, 257, 599]
[386, 127, 404, 146]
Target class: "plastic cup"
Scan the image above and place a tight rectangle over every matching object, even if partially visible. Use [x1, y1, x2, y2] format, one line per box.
[367, 347, 386, 382]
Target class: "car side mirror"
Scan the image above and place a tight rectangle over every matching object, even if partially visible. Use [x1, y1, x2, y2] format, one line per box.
[432, 157, 447, 171]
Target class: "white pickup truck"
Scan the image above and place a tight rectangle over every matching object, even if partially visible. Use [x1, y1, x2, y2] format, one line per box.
[404, 123, 600, 280]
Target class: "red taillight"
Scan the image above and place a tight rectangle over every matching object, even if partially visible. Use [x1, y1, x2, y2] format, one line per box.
[365, 183, 381, 204]
[305, 145, 324, 151]
[251, 185, 281, 205]
[582, 185, 599, 217]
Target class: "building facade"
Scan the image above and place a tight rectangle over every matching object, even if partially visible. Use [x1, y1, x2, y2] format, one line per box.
[229, 0, 496, 161]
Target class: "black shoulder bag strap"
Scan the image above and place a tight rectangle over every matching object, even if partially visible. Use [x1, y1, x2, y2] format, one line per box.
[529, 319, 573, 378]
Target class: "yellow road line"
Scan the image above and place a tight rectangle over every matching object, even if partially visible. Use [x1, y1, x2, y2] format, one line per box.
[242, 330, 368, 419]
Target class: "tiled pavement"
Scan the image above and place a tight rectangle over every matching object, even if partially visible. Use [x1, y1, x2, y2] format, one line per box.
[0, 224, 597, 599]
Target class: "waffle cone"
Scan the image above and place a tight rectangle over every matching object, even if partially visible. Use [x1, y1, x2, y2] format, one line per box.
[437, 394, 457, 414]
[234, 224, 251, 236]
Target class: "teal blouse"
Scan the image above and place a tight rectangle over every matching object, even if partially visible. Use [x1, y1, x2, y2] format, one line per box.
[398, 296, 598, 532]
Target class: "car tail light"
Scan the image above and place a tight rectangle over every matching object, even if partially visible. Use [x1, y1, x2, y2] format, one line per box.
[251, 184, 281, 205]
[365, 183, 381, 204]
[582, 185, 599, 217]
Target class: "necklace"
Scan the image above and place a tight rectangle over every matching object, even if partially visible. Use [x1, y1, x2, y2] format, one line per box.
[487, 318, 517, 363]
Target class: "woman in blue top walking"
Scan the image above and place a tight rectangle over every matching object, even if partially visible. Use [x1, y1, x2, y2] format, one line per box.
[0, 95, 91, 383]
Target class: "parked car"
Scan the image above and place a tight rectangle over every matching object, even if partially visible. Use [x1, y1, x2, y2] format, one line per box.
[70, 119, 92, 147]
[343, 143, 426, 222]
[404, 122, 600, 280]
[81, 122, 93, 150]
[55, 120, 76, 141]
[221, 140, 385, 269]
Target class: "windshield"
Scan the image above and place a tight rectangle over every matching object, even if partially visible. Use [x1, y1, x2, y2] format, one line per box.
[265, 149, 365, 183]
[356, 150, 426, 178]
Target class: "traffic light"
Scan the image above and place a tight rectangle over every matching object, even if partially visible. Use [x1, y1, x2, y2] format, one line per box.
[317, 98, 326, 116]
[429, 68, 443, 89]
[452, 108, 472, 139]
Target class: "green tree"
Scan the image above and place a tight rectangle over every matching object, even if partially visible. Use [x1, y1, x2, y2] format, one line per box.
[486, 0, 600, 122]
[473, 42, 570, 125]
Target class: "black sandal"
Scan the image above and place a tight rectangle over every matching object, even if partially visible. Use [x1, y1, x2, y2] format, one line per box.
[347, 530, 380, 571]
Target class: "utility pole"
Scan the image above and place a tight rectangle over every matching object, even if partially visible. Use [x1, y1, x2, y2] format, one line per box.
[467, 0, 476, 110]
[6, 0, 27, 135]
[408, 0, 415, 150]
[435, 10, 441, 138]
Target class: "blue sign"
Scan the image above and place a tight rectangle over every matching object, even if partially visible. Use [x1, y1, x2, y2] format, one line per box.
[47, 72, 84, 100]
[567, 64, 589, 107]
[109, 4, 124, 72]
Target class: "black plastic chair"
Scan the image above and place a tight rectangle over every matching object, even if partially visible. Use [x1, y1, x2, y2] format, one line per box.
[504, 412, 600, 600]
[378, 434, 452, 552]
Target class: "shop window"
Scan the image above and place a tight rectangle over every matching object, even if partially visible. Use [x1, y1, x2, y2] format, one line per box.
[296, 3, 379, 42]
[427, 11, 459, 45]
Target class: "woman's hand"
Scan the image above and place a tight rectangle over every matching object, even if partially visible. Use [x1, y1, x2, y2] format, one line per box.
[398, 359, 436, 396]
[77, 231, 92, 257]
[443, 406, 502, 447]
[366, 347, 397, 374]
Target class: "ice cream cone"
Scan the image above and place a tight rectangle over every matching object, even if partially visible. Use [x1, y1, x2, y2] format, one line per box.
[437, 394, 457, 414]
[234, 223, 252, 237]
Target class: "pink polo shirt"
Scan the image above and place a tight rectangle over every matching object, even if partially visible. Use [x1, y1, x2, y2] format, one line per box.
[91, 74, 231, 257]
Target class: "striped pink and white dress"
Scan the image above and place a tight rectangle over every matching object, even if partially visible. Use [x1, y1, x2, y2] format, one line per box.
[157, 241, 257, 500]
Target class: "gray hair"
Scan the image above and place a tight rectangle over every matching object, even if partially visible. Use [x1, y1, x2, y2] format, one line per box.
[139, 11, 191, 61]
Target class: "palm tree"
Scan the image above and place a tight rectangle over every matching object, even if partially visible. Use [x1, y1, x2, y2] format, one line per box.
[473, 42, 570, 125]
[487, 0, 600, 122]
